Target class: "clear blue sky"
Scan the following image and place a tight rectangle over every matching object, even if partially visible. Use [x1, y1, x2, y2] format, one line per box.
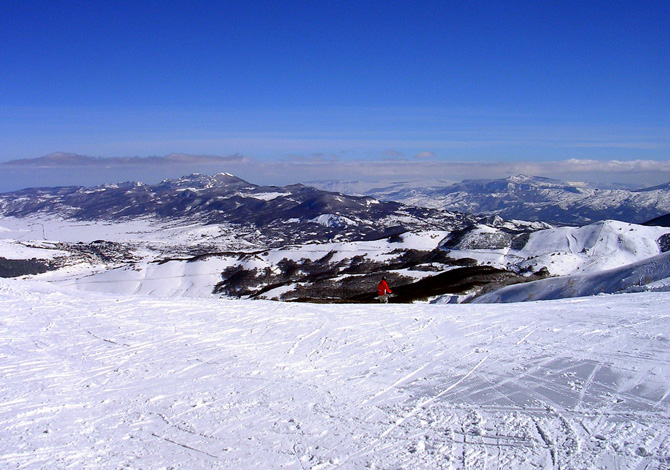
[1, 0, 669, 187]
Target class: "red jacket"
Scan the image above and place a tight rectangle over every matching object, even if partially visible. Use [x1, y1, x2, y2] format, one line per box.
[378, 280, 392, 296]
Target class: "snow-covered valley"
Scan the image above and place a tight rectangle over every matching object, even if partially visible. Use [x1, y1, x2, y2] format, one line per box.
[2, 215, 670, 304]
[1, 279, 669, 469]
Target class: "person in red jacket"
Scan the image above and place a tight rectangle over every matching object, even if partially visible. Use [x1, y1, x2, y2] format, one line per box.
[377, 276, 392, 303]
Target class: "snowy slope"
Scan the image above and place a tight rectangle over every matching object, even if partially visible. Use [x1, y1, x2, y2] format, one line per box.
[1, 279, 669, 469]
[473, 251, 670, 303]
[70, 258, 237, 297]
[446, 220, 670, 277]
[5, 215, 670, 304]
[0, 239, 69, 260]
[67, 231, 451, 298]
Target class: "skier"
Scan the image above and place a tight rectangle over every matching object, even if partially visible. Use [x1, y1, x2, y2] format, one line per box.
[377, 276, 392, 303]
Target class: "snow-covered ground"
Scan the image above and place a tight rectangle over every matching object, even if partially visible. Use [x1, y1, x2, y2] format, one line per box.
[4, 215, 670, 303]
[3, 225, 450, 298]
[474, 251, 670, 303]
[447, 220, 670, 277]
[63, 232, 449, 298]
[1, 279, 669, 469]
[0, 216, 258, 251]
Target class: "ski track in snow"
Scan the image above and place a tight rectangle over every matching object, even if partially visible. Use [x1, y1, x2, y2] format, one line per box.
[1, 280, 670, 469]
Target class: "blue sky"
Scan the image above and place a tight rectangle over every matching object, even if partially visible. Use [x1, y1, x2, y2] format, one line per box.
[1, 0, 669, 188]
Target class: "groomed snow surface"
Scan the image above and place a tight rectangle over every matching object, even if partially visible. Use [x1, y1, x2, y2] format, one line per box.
[2, 279, 669, 469]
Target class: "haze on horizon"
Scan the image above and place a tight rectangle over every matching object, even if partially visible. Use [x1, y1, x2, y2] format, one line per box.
[1, 1, 668, 191]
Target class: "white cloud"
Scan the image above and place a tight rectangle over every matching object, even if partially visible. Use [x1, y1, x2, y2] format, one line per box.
[560, 158, 670, 172]
[245, 158, 670, 188]
[414, 151, 435, 159]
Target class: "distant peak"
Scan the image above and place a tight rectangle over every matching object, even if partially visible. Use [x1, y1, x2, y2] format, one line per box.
[508, 174, 555, 184]
[157, 172, 251, 189]
[212, 172, 242, 180]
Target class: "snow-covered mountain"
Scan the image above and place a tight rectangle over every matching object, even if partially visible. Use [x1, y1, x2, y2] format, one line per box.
[473, 250, 670, 303]
[2, 172, 670, 303]
[0, 173, 473, 247]
[442, 219, 670, 277]
[0, 173, 547, 303]
[309, 175, 670, 225]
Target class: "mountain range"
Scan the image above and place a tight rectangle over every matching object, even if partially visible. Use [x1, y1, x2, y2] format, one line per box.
[1, 172, 670, 303]
[309, 174, 670, 225]
[0, 173, 477, 247]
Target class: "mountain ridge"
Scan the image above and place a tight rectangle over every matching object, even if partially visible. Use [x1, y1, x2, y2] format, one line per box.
[308, 174, 670, 225]
[0, 173, 480, 247]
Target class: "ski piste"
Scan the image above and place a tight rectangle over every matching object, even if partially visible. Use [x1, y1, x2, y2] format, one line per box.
[1, 278, 669, 469]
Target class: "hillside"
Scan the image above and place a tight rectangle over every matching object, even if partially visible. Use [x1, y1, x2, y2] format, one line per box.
[473, 250, 670, 303]
[0, 174, 545, 302]
[443, 220, 670, 277]
[2, 215, 669, 303]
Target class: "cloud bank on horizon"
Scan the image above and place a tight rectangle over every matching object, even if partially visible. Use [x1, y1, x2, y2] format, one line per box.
[2, 152, 670, 192]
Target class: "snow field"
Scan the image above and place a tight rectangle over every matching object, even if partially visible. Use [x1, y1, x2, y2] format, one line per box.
[517, 221, 670, 276]
[62, 230, 452, 299]
[0, 240, 69, 260]
[447, 220, 670, 278]
[267, 231, 450, 264]
[0, 216, 251, 250]
[475, 251, 670, 303]
[1, 279, 669, 469]
[71, 258, 238, 297]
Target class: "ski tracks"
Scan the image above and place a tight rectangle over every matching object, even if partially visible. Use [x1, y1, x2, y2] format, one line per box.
[3, 282, 670, 469]
[287, 322, 328, 356]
